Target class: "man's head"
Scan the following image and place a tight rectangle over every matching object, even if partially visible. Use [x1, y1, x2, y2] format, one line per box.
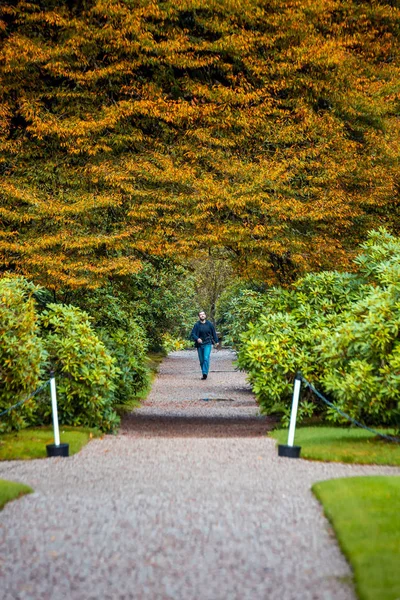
[198, 311, 206, 322]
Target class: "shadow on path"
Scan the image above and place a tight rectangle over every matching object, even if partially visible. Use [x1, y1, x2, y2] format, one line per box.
[122, 413, 276, 437]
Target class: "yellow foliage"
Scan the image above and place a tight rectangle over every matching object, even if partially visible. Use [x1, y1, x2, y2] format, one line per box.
[0, 0, 399, 287]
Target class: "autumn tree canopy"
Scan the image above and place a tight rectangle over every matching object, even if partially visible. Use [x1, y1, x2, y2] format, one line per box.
[1, 0, 399, 288]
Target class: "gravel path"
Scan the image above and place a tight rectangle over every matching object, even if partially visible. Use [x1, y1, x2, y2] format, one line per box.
[1, 349, 399, 600]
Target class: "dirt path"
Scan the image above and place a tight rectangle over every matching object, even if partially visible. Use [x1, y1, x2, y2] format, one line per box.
[1, 349, 399, 600]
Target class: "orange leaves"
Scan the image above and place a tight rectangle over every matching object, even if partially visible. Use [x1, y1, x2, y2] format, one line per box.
[1, 0, 400, 288]
[0, 34, 51, 73]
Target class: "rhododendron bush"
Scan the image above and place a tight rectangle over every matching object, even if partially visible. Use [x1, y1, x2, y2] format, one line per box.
[236, 230, 400, 430]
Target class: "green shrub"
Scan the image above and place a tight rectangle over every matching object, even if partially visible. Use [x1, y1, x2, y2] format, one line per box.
[354, 227, 400, 283]
[237, 271, 361, 411]
[0, 277, 47, 432]
[162, 332, 192, 352]
[320, 232, 400, 428]
[117, 263, 197, 350]
[38, 304, 120, 432]
[71, 286, 150, 405]
[98, 323, 149, 405]
[215, 281, 268, 346]
[236, 229, 400, 430]
[321, 282, 400, 428]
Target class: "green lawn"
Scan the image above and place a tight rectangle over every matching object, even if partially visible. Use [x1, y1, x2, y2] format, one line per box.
[270, 427, 400, 465]
[0, 426, 101, 460]
[0, 478, 33, 510]
[313, 476, 400, 600]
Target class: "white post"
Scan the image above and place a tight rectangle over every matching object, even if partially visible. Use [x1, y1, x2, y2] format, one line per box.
[50, 372, 60, 447]
[287, 373, 302, 447]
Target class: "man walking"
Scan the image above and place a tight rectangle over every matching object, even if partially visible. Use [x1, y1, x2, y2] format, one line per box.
[190, 311, 219, 380]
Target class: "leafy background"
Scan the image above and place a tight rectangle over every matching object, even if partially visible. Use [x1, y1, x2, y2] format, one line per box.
[1, 0, 400, 432]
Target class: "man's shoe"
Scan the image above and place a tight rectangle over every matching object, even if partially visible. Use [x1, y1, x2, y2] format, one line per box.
[201, 374, 207, 380]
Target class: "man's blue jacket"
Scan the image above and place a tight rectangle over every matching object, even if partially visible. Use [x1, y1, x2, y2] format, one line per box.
[190, 320, 219, 348]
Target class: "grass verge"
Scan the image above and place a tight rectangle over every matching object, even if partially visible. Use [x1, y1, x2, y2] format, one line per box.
[0, 479, 33, 509]
[0, 426, 101, 461]
[313, 476, 400, 600]
[270, 426, 400, 465]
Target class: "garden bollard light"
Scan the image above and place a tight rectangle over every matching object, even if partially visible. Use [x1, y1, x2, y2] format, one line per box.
[46, 371, 69, 457]
[278, 372, 302, 459]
